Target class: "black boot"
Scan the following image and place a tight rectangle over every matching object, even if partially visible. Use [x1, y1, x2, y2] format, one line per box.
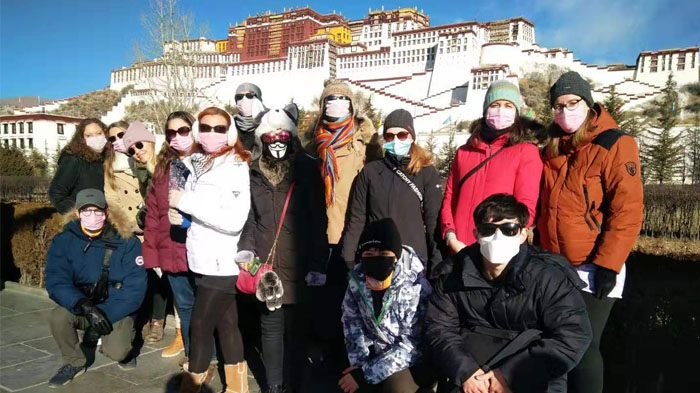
[266, 385, 287, 393]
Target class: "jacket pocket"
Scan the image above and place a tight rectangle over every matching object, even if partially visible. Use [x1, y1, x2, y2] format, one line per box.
[582, 185, 601, 233]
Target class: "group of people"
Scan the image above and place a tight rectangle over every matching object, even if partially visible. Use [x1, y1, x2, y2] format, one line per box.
[43, 71, 643, 393]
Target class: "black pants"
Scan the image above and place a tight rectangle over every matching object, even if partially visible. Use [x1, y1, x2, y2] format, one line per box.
[359, 365, 436, 393]
[259, 304, 306, 388]
[189, 286, 244, 373]
[568, 291, 616, 393]
[141, 269, 169, 321]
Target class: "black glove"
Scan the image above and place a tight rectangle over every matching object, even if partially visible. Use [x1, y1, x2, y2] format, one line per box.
[594, 266, 617, 299]
[74, 298, 113, 336]
[349, 368, 370, 390]
[82, 327, 101, 347]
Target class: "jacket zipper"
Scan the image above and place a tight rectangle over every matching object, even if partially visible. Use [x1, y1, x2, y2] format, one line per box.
[582, 185, 595, 231]
[589, 201, 602, 233]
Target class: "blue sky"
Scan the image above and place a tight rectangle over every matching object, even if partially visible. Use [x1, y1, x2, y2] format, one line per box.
[1, 0, 698, 99]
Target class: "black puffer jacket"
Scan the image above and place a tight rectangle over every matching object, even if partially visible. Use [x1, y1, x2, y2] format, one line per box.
[340, 153, 442, 272]
[424, 244, 592, 393]
[49, 153, 105, 214]
[238, 153, 329, 304]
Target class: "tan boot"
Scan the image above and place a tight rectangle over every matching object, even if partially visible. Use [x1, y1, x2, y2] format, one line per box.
[179, 370, 207, 393]
[223, 362, 249, 393]
[162, 328, 185, 358]
[145, 319, 165, 343]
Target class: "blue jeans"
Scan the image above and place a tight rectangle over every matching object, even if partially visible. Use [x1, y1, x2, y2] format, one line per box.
[167, 272, 195, 355]
[167, 272, 217, 360]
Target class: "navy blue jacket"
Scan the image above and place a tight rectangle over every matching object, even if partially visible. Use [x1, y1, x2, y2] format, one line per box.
[45, 219, 146, 323]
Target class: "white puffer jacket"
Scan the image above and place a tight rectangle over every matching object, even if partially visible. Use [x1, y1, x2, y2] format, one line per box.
[178, 153, 250, 276]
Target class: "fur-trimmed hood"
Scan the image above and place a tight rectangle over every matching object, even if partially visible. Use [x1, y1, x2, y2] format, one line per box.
[62, 209, 135, 240]
[468, 116, 547, 146]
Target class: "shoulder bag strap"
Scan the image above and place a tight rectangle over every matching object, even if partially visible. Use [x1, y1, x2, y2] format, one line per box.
[265, 182, 296, 265]
[483, 328, 542, 371]
[458, 146, 507, 189]
[383, 160, 423, 210]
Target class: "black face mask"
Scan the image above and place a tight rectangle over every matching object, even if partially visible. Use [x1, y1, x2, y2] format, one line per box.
[262, 140, 291, 160]
[362, 256, 395, 281]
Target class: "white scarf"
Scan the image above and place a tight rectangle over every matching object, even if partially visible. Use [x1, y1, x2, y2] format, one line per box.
[113, 152, 134, 176]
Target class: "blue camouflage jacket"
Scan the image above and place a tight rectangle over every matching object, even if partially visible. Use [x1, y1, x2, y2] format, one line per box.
[45, 218, 146, 323]
[342, 246, 432, 384]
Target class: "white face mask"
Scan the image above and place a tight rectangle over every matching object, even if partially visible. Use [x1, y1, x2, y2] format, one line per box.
[478, 230, 521, 265]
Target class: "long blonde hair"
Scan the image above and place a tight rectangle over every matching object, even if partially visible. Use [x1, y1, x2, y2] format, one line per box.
[544, 108, 596, 159]
[406, 143, 434, 175]
[104, 121, 130, 190]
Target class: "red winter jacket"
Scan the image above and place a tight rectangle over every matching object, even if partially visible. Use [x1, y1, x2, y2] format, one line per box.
[440, 133, 543, 246]
[142, 166, 188, 273]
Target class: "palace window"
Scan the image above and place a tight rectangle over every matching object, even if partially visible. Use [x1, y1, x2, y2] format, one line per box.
[57, 123, 64, 135]
[678, 54, 686, 70]
[2, 124, 7, 134]
[19, 122, 23, 133]
[650, 56, 658, 72]
[12, 123, 16, 134]
[19, 139, 24, 149]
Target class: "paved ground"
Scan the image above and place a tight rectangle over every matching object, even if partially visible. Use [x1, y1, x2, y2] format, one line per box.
[0, 285, 261, 393]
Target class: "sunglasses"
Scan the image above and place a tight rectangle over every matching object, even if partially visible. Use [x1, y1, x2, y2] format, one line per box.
[127, 142, 144, 157]
[383, 131, 411, 142]
[325, 95, 351, 101]
[107, 132, 124, 143]
[476, 222, 523, 237]
[199, 124, 228, 134]
[261, 130, 292, 144]
[166, 126, 191, 140]
[235, 92, 257, 101]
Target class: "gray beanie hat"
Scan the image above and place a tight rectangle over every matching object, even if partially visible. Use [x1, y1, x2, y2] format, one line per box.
[236, 83, 262, 100]
[549, 71, 594, 108]
[383, 109, 415, 139]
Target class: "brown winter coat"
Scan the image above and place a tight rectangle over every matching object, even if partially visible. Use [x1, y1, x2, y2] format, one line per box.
[305, 82, 382, 244]
[104, 169, 143, 237]
[538, 104, 644, 273]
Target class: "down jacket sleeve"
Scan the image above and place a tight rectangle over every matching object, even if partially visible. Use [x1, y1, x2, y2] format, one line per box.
[98, 239, 147, 323]
[142, 174, 163, 269]
[361, 275, 431, 384]
[45, 233, 87, 313]
[178, 161, 251, 235]
[48, 155, 80, 214]
[512, 143, 543, 227]
[498, 267, 592, 392]
[421, 166, 443, 271]
[591, 135, 644, 273]
[424, 267, 481, 385]
[340, 170, 369, 264]
[439, 149, 462, 238]
[237, 196, 257, 253]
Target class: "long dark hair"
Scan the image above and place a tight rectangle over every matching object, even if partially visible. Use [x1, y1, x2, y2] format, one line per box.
[61, 118, 110, 163]
[153, 111, 196, 180]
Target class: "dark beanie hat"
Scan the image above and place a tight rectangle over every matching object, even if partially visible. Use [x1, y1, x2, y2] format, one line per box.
[383, 109, 415, 139]
[549, 71, 594, 108]
[357, 218, 403, 259]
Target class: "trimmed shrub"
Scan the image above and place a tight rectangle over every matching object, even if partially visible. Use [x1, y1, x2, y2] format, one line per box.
[642, 185, 700, 240]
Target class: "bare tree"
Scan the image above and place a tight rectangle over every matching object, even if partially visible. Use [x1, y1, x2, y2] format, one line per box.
[132, 0, 205, 129]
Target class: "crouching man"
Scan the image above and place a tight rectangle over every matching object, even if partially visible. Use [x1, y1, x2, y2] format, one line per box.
[425, 194, 592, 393]
[339, 218, 435, 393]
[45, 189, 147, 388]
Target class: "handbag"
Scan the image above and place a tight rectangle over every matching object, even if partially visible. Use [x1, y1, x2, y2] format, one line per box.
[236, 182, 296, 294]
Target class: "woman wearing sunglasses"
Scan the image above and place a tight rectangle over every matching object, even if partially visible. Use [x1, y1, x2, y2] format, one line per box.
[170, 107, 252, 393]
[233, 82, 266, 160]
[49, 118, 110, 214]
[103, 121, 142, 236]
[341, 108, 443, 276]
[236, 105, 328, 393]
[142, 111, 209, 363]
[440, 80, 544, 256]
[538, 72, 643, 393]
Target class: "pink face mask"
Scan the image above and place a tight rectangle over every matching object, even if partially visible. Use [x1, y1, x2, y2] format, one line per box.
[85, 135, 107, 152]
[555, 104, 589, 134]
[80, 211, 106, 231]
[111, 138, 127, 154]
[169, 135, 193, 153]
[199, 132, 228, 154]
[485, 107, 517, 130]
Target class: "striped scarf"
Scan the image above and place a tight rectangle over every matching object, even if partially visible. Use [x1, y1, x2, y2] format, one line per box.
[314, 115, 356, 206]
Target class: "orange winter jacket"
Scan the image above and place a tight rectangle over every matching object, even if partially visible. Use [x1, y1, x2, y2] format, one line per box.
[538, 104, 643, 273]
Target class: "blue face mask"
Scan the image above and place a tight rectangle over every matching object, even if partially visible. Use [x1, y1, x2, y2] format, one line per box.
[384, 140, 412, 157]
